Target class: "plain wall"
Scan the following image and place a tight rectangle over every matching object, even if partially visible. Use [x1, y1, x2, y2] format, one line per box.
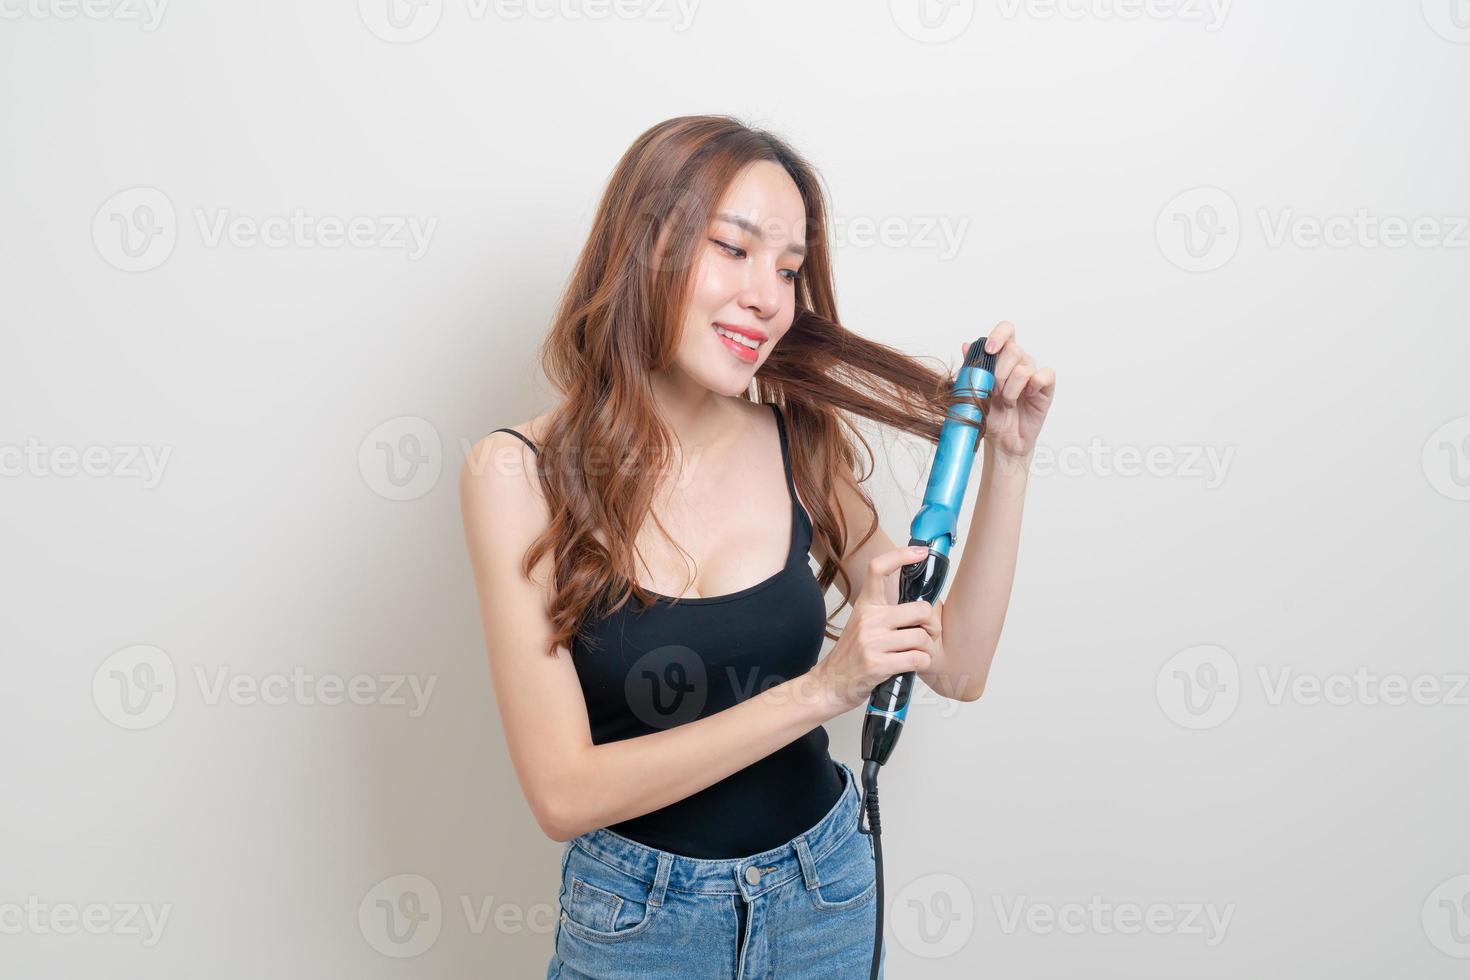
[3, 1, 1468, 977]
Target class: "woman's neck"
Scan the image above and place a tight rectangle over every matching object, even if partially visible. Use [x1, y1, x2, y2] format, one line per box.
[648, 366, 746, 455]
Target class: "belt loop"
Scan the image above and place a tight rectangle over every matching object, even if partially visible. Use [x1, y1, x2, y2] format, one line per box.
[647, 852, 673, 907]
[793, 836, 819, 890]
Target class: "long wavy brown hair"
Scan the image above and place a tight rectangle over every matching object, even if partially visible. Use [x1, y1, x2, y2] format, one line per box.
[521, 114, 985, 657]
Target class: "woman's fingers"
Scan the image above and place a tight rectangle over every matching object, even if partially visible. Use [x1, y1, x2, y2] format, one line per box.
[1002, 363, 1035, 404]
[985, 321, 1015, 354]
[880, 599, 936, 629]
[858, 545, 928, 605]
[881, 626, 936, 653]
[1025, 366, 1057, 397]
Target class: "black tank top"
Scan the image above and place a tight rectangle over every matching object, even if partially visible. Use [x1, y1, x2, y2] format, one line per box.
[488, 402, 844, 858]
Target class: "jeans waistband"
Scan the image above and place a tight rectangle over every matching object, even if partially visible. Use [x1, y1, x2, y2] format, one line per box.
[568, 759, 863, 901]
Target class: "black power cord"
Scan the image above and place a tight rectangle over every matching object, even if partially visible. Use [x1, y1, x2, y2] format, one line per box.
[858, 759, 883, 980]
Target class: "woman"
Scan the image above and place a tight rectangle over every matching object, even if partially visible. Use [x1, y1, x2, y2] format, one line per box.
[459, 115, 1055, 979]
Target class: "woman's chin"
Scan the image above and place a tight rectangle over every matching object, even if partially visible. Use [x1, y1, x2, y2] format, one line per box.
[690, 364, 755, 398]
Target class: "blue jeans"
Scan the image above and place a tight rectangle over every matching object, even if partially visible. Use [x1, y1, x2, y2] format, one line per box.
[547, 759, 885, 979]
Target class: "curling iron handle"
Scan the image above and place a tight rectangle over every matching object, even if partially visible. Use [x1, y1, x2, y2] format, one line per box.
[860, 546, 952, 766]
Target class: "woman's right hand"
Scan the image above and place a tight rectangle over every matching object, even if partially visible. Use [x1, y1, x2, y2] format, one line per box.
[812, 544, 940, 715]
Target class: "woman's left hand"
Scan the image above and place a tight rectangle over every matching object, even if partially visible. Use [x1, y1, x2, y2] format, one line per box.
[962, 321, 1056, 461]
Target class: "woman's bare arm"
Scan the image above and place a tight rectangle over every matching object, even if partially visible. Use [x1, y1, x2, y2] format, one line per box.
[459, 431, 845, 842]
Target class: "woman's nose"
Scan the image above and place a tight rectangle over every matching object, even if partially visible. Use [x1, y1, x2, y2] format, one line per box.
[738, 268, 782, 318]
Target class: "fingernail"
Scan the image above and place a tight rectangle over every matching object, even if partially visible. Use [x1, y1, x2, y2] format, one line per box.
[985, 338, 997, 352]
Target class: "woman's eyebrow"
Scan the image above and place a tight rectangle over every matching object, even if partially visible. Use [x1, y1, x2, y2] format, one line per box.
[714, 212, 807, 257]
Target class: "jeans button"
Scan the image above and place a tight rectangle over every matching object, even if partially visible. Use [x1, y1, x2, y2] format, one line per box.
[744, 865, 761, 886]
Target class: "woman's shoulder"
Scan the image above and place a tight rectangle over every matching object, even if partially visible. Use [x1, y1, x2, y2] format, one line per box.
[460, 408, 556, 502]
[478, 407, 555, 452]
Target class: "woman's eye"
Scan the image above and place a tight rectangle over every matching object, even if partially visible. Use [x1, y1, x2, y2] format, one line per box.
[712, 238, 799, 284]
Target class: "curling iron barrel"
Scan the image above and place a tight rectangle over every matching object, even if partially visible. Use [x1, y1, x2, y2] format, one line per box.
[860, 337, 996, 767]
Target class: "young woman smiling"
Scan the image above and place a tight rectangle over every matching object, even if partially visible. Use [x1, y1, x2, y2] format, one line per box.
[460, 114, 1055, 979]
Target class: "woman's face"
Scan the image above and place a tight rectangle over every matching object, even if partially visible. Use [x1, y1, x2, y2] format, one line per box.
[667, 160, 807, 397]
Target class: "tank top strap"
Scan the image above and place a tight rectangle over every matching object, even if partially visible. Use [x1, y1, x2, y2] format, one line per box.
[768, 403, 795, 492]
[486, 427, 538, 454]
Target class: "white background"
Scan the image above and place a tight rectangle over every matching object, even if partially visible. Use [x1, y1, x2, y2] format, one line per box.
[2, 0, 1468, 977]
